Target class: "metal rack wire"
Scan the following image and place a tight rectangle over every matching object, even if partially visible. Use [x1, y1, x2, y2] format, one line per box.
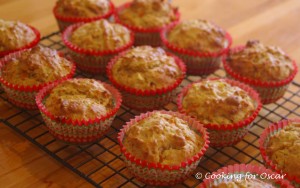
[1, 32, 300, 188]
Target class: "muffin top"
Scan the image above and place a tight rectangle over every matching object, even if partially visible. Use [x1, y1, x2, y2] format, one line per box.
[227, 40, 294, 82]
[182, 80, 256, 125]
[123, 112, 204, 165]
[55, 0, 110, 17]
[111, 46, 182, 90]
[1, 46, 73, 86]
[212, 179, 275, 188]
[167, 20, 228, 52]
[0, 19, 36, 51]
[45, 79, 114, 120]
[117, 0, 177, 28]
[70, 19, 131, 51]
[266, 121, 300, 179]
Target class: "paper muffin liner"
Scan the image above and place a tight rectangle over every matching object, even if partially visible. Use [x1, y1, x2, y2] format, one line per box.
[177, 78, 262, 147]
[0, 50, 76, 110]
[259, 119, 300, 187]
[223, 46, 298, 104]
[53, 1, 115, 32]
[114, 2, 180, 47]
[118, 110, 209, 186]
[107, 51, 186, 111]
[200, 164, 293, 188]
[160, 23, 232, 75]
[36, 78, 122, 144]
[0, 25, 40, 58]
[62, 21, 134, 74]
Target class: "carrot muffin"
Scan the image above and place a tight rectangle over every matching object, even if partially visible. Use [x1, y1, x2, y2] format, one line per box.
[45, 79, 114, 120]
[212, 179, 275, 188]
[1, 45, 74, 86]
[182, 80, 256, 125]
[266, 121, 300, 179]
[167, 20, 228, 53]
[111, 45, 182, 90]
[123, 112, 204, 165]
[0, 19, 37, 52]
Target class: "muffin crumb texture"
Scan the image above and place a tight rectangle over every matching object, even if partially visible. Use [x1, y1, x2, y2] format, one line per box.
[56, 0, 110, 17]
[0, 19, 36, 51]
[123, 112, 203, 165]
[70, 19, 131, 51]
[212, 178, 275, 188]
[182, 80, 256, 125]
[228, 40, 294, 82]
[118, 0, 177, 28]
[1, 46, 73, 86]
[45, 79, 114, 120]
[167, 20, 228, 52]
[111, 46, 182, 90]
[266, 122, 300, 179]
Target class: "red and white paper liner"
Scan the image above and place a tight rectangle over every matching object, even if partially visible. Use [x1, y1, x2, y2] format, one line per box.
[259, 119, 300, 186]
[53, 1, 115, 32]
[177, 78, 262, 147]
[0, 50, 76, 110]
[36, 78, 122, 144]
[161, 23, 232, 75]
[200, 164, 293, 188]
[223, 46, 298, 104]
[62, 21, 134, 74]
[118, 110, 209, 186]
[0, 25, 40, 58]
[107, 51, 186, 111]
[114, 2, 180, 46]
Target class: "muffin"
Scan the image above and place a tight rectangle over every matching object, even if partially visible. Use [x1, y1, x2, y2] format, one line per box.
[118, 111, 209, 186]
[36, 78, 122, 144]
[260, 119, 300, 186]
[53, 0, 115, 32]
[200, 164, 293, 188]
[62, 19, 134, 73]
[161, 19, 232, 75]
[0, 19, 40, 57]
[224, 40, 298, 104]
[107, 45, 186, 110]
[177, 78, 262, 147]
[115, 0, 180, 46]
[0, 46, 75, 109]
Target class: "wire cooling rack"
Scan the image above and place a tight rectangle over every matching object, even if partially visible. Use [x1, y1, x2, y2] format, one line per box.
[1, 32, 300, 188]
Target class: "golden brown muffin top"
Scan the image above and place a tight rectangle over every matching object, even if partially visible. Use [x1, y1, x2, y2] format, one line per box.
[212, 179, 275, 188]
[167, 20, 228, 52]
[0, 19, 36, 51]
[182, 80, 256, 125]
[111, 46, 182, 90]
[70, 19, 131, 51]
[1, 46, 73, 86]
[123, 112, 204, 165]
[56, 0, 110, 17]
[227, 40, 294, 82]
[45, 79, 114, 120]
[117, 0, 177, 28]
[266, 122, 300, 179]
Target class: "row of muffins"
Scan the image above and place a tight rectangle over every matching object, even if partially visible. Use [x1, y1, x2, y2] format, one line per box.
[0, 0, 300, 187]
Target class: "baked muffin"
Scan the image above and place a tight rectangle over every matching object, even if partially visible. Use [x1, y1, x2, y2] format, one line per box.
[211, 179, 275, 188]
[0, 19, 40, 57]
[178, 78, 261, 147]
[0, 46, 75, 109]
[107, 45, 185, 110]
[260, 119, 300, 186]
[36, 78, 122, 144]
[63, 19, 133, 73]
[115, 0, 180, 46]
[161, 19, 232, 75]
[118, 111, 209, 186]
[53, 0, 114, 32]
[224, 40, 298, 104]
